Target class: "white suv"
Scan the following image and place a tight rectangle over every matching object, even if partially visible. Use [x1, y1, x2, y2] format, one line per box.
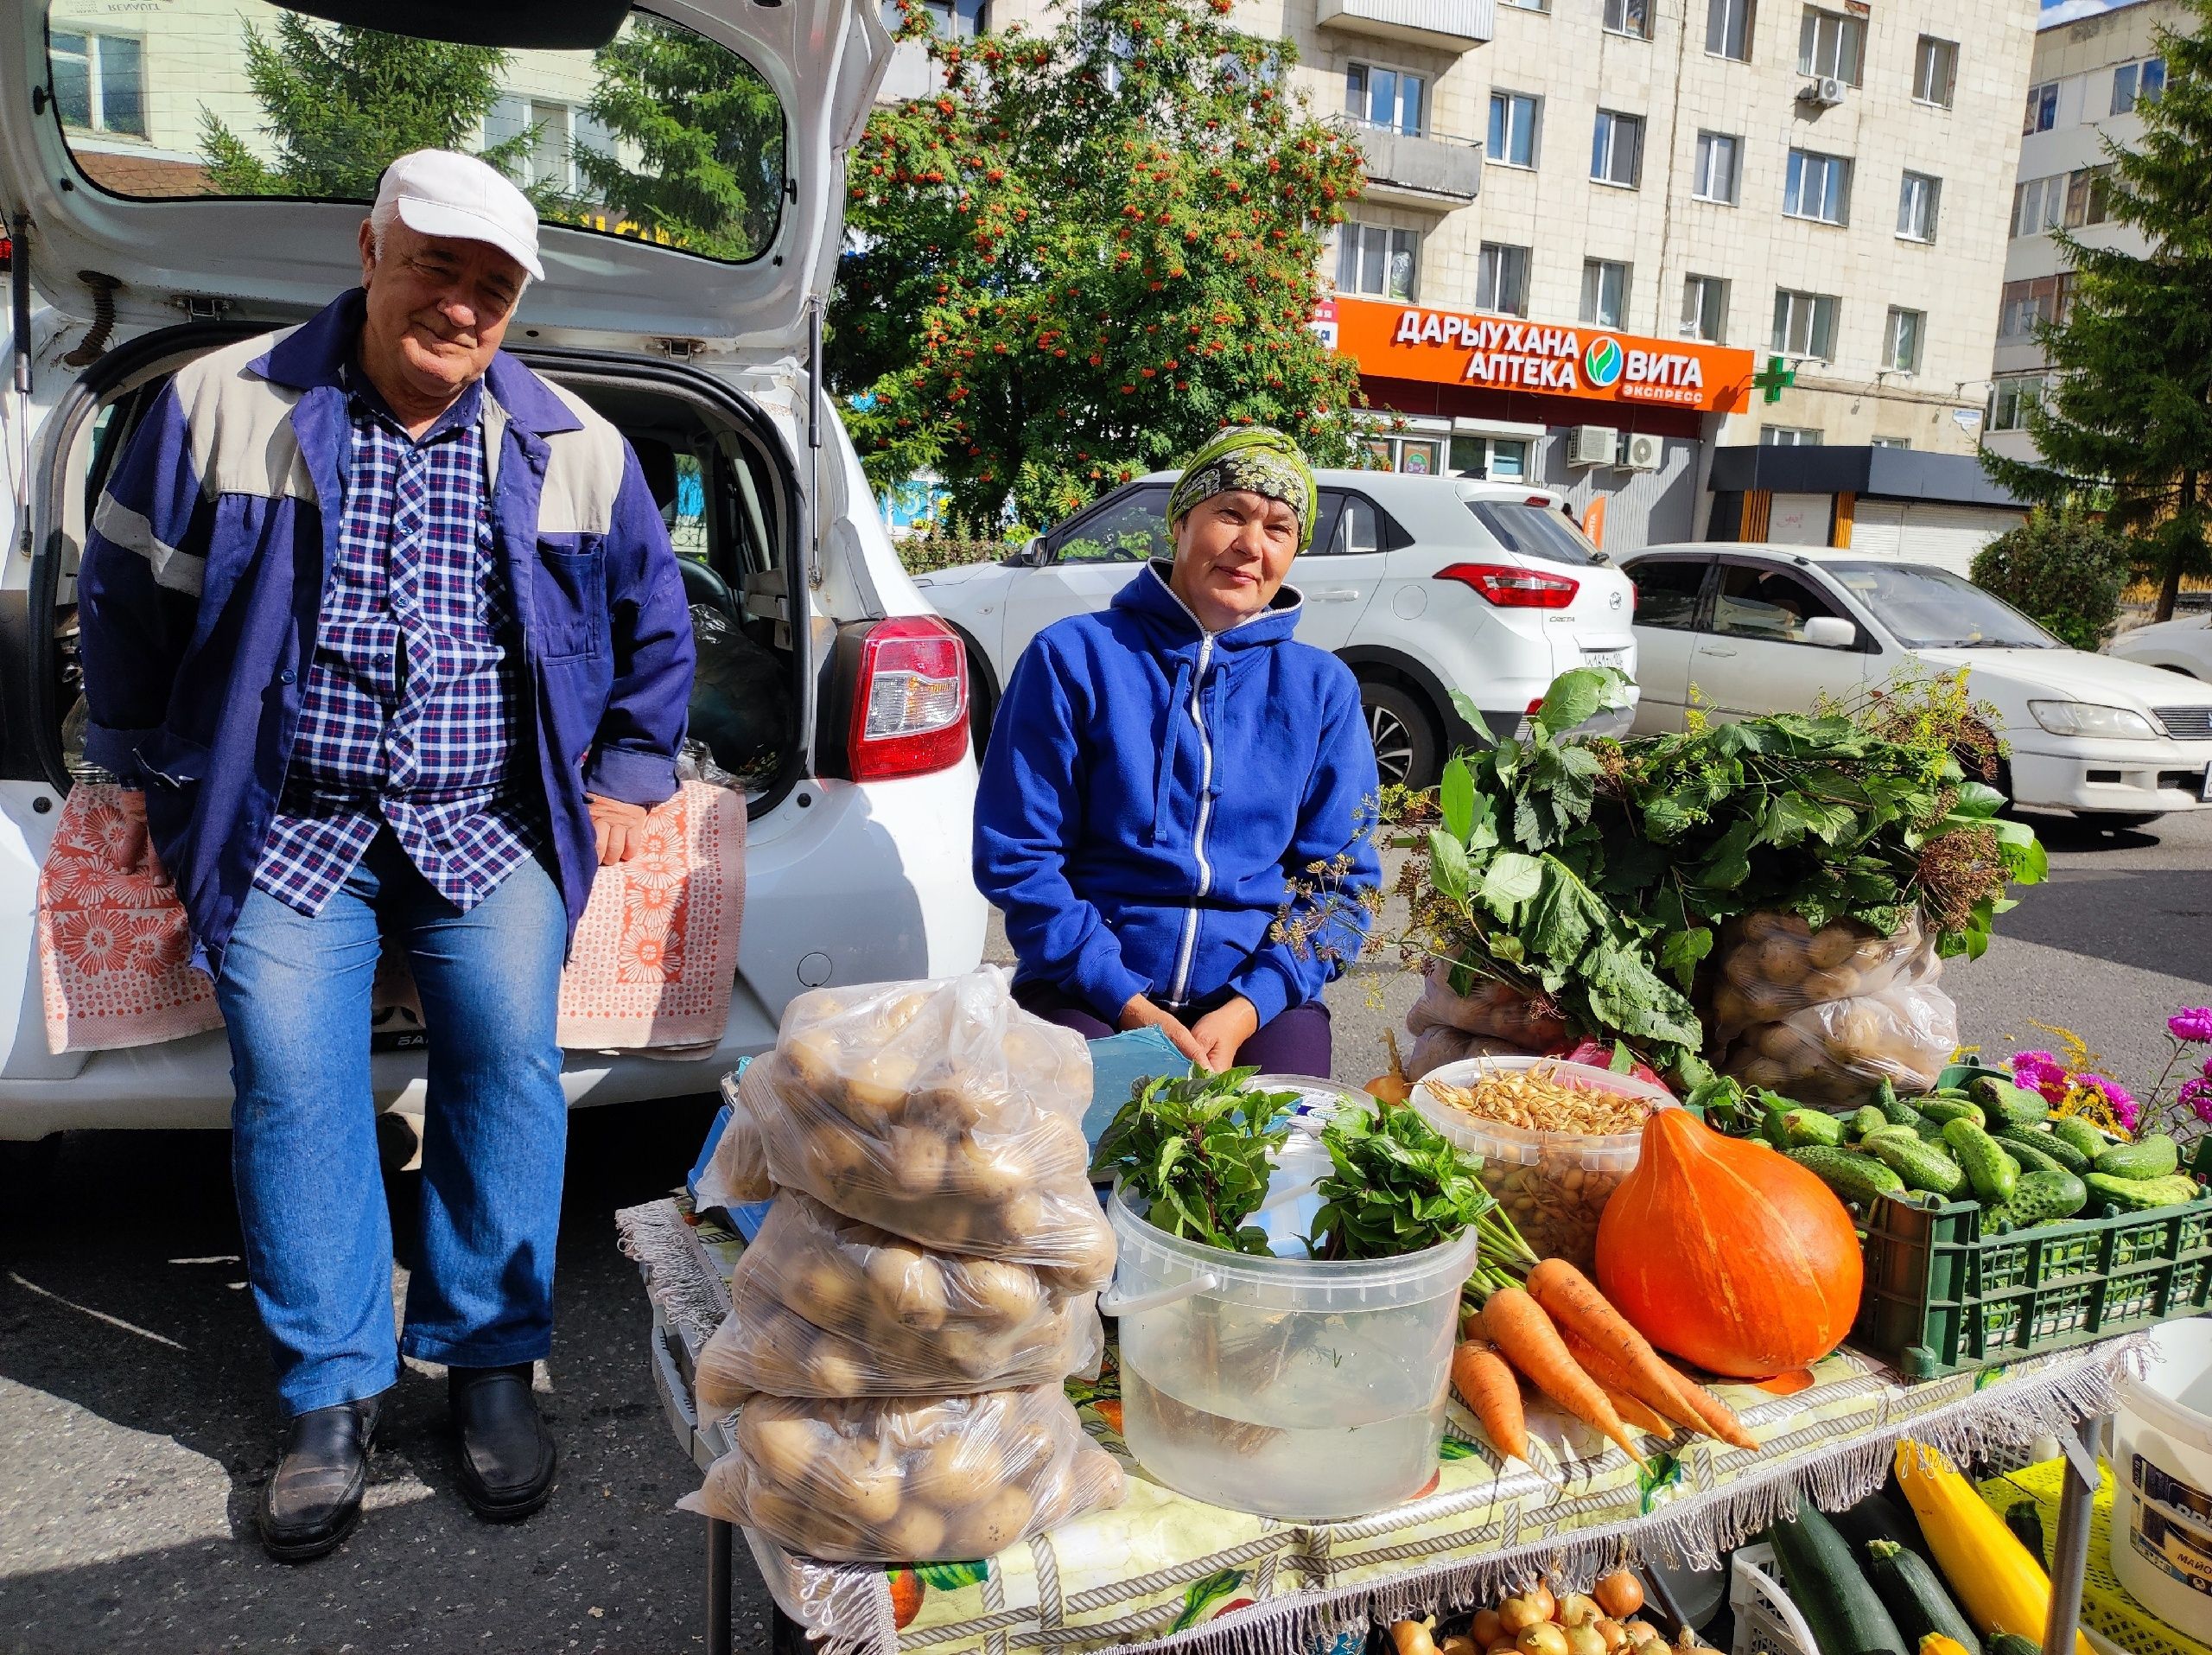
[0, 0, 988, 1136]
[916, 470, 1640, 787]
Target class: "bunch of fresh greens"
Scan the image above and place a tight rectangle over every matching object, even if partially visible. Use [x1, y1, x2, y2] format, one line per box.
[1308, 1102, 1534, 1270]
[1089, 1066, 1299, 1256]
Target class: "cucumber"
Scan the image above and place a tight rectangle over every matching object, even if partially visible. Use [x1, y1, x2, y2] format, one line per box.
[1917, 1098, 1986, 1129]
[2086, 1171, 2202, 1213]
[1969, 1076, 2052, 1131]
[1880, 1095, 1928, 1130]
[1990, 1130, 2074, 1180]
[1981, 1170, 2088, 1233]
[1787, 1108, 1850, 1149]
[1792, 1147, 1909, 1206]
[2094, 1134, 2179, 1181]
[2049, 1115, 2108, 1161]
[1865, 1539, 1983, 1655]
[1763, 1098, 1796, 1149]
[1930, 1086, 1978, 1102]
[2006, 1127, 2091, 1175]
[2003, 1499, 2044, 1559]
[1943, 1120, 2020, 1204]
[1869, 1135, 1970, 1199]
[1768, 1496, 1910, 1655]
[1848, 1105, 1889, 1143]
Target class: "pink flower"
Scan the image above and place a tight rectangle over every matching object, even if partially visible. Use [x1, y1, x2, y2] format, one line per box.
[2080, 1074, 2139, 1133]
[2011, 1050, 2070, 1104]
[2169, 1008, 2212, 1044]
[2183, 1076, 2212, 1127]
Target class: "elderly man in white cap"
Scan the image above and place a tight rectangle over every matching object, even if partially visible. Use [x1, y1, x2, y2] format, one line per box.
[76, 150, 696, 1559]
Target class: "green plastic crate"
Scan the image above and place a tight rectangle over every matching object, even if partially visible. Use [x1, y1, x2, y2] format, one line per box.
[1854, 1180, 2212, 1381]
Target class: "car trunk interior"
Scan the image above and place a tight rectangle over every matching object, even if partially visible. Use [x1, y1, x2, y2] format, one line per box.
[26, 325, 810, 817]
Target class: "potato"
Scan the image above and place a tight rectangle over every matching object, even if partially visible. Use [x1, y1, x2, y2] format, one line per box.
[843, 1052, 918, 1120]
[743, 1413, 823, 1486]
[1802, 965, 1863, 1002]
[785, 1028, 843, 1092]
[877, 1502, 948, 1560]
[870, 1245, 950, 1333]
[791, 1253, 863, 1327]
[839, 1457, 906, 1526]
[1755, 938, 1811, 987]
[961, 1140, 1032, 1202]
[963, 1258, 1045, 1326]
[955, 1482, 1038, 1553]
[1029, 1112, 1090, 1180]
[747, 1486, 832, 1551]
[805, 1343, 868, 1396]
[936, 1325, 1004, 1379]
[808, 1124, 872, 1184]
[1710, 983, 1750, 1030]
[999, 1187, 1046, 1239]
[1806, 926, 1858, 970]
[1757, 1021, 1812, 1062]
[887, 1125, 950, 1196]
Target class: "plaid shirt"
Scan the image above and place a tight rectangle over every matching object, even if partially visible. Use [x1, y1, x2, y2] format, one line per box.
[252, 368, 540, 916]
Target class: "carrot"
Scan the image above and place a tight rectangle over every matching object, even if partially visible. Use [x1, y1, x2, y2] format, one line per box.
[1452, 1338, 1529, 1464]
[1600, 1384, 1676, 1438]
[1525, 1257, 1707, 1429]
[1560, 1329, 1699, 1435]
[1477, 1288, 1646, 1467]
[1658, 1358, 1763, 1451]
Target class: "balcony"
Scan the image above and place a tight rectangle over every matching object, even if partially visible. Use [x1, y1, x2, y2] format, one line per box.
[877, 40, 943, 102]
[1317, 0, 1494, 54]
[1349, 124, 1483, 210]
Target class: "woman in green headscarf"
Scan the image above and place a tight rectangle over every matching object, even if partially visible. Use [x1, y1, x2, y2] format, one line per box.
[973, 429, 1382, 1076]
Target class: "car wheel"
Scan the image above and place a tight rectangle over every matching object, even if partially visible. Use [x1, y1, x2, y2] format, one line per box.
[1360, 681, 1439, 791]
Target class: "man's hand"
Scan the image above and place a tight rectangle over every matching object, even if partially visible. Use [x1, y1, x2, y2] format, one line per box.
[1119, 993, 1211, 1067]
[1189, 996, 1260, 1073]
[585, 793, 652, 865]
[114, 788, 168, 886]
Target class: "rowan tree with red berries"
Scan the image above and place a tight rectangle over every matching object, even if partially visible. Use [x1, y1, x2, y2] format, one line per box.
[830, 0, 1371, 530]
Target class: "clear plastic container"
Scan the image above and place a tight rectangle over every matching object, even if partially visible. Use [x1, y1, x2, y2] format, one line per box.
[1410, 1055, 1678, 1272]
[1102, 1079, 1479, 1521]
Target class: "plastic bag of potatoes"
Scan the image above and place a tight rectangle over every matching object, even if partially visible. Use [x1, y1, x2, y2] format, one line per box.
[1708, 910, 1934, 1043]
[691, 1192, 1103, 1410]
[683, 1384, 1126, 1563]
[694, 1068, 773, 1211]
[1403, 969, 1565, 1079]
[1724, 982, 1957, 1106]
[728, 972, 1116, 1277]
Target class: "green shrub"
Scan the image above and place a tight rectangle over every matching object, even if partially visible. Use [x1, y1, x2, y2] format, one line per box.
[1969, 508, 2132, 650]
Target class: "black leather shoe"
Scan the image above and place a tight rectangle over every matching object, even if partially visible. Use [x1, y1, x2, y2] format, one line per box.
[449, 1363, 556, 1521]
[257, 1394, 383, 1563]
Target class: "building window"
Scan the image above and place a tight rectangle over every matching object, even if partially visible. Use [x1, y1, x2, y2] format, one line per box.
[1692, 130, 1740, 203]
[1581, 259, 1631, 328]
[1488, 91, 1540, 166]
[1448, 435, 1532, 481]
[885, 0, 989, 35]
[2112, 58, 2165, 114]
[1762, 425, 1823, 445]
[1772, 288, 1839, 360]
[1337, 223, 1418, 301]
[1346, 62, 1425, 135]
[1897, 171, 1941, 242]
[1798, 6, 1864, 85]
[1988, 375, 2047, 431]
[487, 97, 617, 193]
[1604, 0, 1654, 39]
[1783, 148, 1852, 224]
[1998, 274, 2074, 339]
[1477, 242, 1531, 315]
[1913, 35, 1958, 107]
[1681, 275, 1730, 342]
[2012, 175, 2064, 237]
[1499, 0, 1549, 10]
[2024, 80, 2059, 134]
[1869, 436, 1912, 449]
[1707, 0, 1754, 60]
[2064, 164, 2115, 227]
[49, 31, 145, 137]
[1884, 307, 1923, 373]
[1591, 110, 1644, 188]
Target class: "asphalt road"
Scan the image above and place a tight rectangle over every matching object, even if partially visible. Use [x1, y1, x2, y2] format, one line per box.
[3, 807, 2209, 1654]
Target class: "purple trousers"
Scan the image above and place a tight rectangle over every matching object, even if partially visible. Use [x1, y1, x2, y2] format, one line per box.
[1013, 980, 1334, 1079]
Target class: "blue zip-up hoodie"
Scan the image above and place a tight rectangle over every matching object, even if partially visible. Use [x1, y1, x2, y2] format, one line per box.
[974, 562, 1382, 1028]
[76, 290, 696, 975]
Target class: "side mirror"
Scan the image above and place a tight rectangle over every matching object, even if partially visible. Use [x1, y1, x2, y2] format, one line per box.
[1005, 537, 1046, 568]
[1802, 615, 1859, 649]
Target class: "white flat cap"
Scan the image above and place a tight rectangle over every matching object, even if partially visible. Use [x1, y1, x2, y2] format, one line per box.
[373, 149, 545, 282]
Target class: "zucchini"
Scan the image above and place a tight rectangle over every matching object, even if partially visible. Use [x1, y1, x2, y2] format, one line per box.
[1787, 1108, 1851, 1149]
[2094, 1134, 2178, 1181]
[1981, 1169, 2089, 1233]
[2048, 1116, 2108, 1161]
[2002, 1499, 2044, 1560]
[1849, 1104, 1889, 1143]
[2086, 1171, 2202, 1213]
[1866, 1540, 1983, 1655]
[1833, 1491, 1934, 1566]
[1917, 1098, 1986, 1130]
[1968, 1076, 2051, 1132]
[1942, 1120, 2019, 1204]
[1792, 1147, 1909, 1206]
[1768, 1497, 1910, 1655]
[1986, 1639, 2042, 1655]
[1991, 1130, 2075, 1179]
[1869, 1135, 1970, 1199]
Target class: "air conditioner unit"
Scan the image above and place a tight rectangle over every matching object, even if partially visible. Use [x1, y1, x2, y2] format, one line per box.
[1622, 431, 1665, 471]
[1567, 425, 1619, 468]
[1797, 74, 1847, 106]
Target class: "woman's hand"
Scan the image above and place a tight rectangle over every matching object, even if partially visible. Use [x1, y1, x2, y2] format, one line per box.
[585, 793, 652, 864]
[1190, 996, 1259, 1073]
[115, 788, 168, 885]
[1119, 994, 1211, 1067]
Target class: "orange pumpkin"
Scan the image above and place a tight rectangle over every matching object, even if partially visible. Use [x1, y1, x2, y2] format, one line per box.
[1594, 1108, 1862, 1378]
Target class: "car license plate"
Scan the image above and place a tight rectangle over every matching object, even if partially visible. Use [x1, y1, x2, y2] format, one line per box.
[1585, 649, 1628, 670]
[2202, 761, 2212, 802]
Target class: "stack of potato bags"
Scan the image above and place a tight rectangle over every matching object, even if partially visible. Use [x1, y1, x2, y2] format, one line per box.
[683, 971, 1124, 1562]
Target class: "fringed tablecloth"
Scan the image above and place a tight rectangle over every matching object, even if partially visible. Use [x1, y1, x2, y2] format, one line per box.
[617, 1194, 2147, 1655]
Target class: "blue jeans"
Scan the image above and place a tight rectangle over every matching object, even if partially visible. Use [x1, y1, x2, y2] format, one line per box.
[216, 832, 569, 1416]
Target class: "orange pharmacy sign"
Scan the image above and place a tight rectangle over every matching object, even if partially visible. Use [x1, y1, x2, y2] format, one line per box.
[1318, 295, 1757, 416]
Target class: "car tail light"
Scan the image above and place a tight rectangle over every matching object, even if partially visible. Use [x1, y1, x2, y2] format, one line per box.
[1435, 563, 1580, 609]
[849, 616, 969, 781]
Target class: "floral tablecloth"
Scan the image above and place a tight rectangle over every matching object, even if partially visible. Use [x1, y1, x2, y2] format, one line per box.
[617, 1195, 2143, 1655]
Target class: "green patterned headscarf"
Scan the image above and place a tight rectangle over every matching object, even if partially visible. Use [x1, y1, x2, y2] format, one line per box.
[1165, 427, 1318, 554]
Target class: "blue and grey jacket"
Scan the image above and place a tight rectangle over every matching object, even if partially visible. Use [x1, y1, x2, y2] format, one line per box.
[974, 563, 1382, 1027]
[77, 289, 696, 974]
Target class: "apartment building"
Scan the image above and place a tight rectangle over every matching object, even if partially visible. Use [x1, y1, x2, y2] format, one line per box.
[1983, 0, 2180, 465]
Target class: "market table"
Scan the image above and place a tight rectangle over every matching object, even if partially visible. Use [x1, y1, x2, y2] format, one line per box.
[618, 1194, 2138, 1655]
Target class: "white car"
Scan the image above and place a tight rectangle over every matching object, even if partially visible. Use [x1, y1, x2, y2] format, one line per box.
[1619, 544, 2212, 826]
[2110, 613, 2212, 681]
[0, 0, 988, 1137]
[915, 470, 1639, 788]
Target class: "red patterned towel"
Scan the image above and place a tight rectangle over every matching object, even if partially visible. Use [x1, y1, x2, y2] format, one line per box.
[37, 781, 745, 1057]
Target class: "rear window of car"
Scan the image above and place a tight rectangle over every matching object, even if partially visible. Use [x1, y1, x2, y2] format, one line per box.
[1464, 500, 1601, 567]
[41, 2, 785, 264]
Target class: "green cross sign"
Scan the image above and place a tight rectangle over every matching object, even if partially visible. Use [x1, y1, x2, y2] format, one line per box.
[1752, 354, 1796, 404]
